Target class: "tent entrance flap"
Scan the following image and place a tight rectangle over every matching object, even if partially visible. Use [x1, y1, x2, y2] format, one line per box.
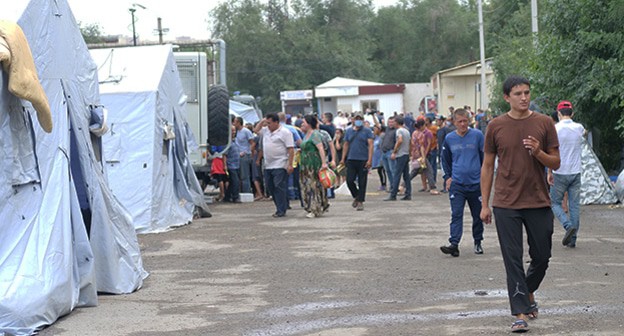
[70, 119, 92, 237]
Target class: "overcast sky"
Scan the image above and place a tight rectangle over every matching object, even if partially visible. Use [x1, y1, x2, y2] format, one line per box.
[67, 0, 399, 41]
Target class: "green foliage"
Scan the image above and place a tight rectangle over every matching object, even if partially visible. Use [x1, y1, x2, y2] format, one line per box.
[209, 0, 481, 113]
[486, 3, 537, 115]
[371, 0, 479, 83]
[78, 22, 105, 44]
[533, 0, 624, 172]
[487, 0, 624, 171]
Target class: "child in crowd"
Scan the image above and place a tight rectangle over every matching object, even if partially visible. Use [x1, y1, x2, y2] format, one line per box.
[209, 145, 227, 202]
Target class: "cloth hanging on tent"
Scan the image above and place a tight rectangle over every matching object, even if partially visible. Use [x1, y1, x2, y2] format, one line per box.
[615, 169, 624, 203]
[580, 138, 618, 205]
[0, 20, 52, 132]
[89, 105, 109, 136]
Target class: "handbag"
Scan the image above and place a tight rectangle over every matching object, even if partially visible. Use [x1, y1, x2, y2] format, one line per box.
[318, 168, 337, 189]
[335, 162, 347, 176]
[410, 157, 427, 174]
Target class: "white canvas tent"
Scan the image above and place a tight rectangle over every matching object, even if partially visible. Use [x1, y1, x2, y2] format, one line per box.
[0, 1, 147, 335]
[90, 45, 209, 233]
[230, 99, 260, 124]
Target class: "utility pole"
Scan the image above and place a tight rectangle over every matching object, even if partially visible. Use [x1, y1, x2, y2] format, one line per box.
[129, 8, 137, 46]
[154, 17, 169, 44]
[531, 0, 538, 47]
[129, 3, 146, 46]
[477, 0, 488, 110]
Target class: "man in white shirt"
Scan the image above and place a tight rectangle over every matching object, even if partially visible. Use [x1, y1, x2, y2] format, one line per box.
[333, 110, 348, 130]
[254, 113, 295, 218]
[548, 100, 585, 248]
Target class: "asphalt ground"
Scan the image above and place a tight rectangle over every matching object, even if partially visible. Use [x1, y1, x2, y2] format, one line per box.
[39, 172, 624, 336]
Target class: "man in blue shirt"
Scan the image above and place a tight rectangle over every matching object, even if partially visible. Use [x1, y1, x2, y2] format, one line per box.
[440, 108, 485, 257]
[341, 113, 373, 211]
[233, 116, 255, 194]
[225, 126, 242, 203]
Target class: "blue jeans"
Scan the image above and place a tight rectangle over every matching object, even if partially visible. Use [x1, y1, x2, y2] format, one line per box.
[265, 168, 289, 216]
[427, 149, 438, 184]
[448, 182, 483, 246]
[391, 155, 410, 198]
[239, 153, 252, 193]
[288, 166, 302, 206]
[381, 151, 396, 189]
[550, 173, 581, 244]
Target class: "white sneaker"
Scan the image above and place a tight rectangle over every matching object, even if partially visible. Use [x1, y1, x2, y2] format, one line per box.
[306, 212, 316, 218]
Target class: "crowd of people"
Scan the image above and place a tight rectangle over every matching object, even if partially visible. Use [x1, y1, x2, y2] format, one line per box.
[208, 106, 468, 215]
[206, 75, 586, 332]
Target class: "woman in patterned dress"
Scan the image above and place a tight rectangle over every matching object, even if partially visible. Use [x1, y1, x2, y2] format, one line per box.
[299, 114, 329, 218]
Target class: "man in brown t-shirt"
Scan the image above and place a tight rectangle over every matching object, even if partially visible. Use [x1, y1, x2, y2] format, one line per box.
[480, 76, 560, 333]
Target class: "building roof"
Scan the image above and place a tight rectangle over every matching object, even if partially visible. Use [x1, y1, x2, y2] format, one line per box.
[432, 58, 494, 77]
[316, 76, 383, 88]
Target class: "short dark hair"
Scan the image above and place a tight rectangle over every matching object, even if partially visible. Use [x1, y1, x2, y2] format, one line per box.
[235, 116, 244, 125]
[324, 112, 333, 122]
[415, 118, 425, 128]
[559, 108, 573, 117]
[304, 114, 318, 129]
[394, 116, 404, 125]
[453, 108, 469, 119]
[265, 113, 279, 122]
[503, 75, 530, 95]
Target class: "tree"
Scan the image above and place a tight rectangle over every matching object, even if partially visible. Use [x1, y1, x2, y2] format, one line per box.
[532, 0, 624, 172]
[486, 0, 624, 172]
[485, 2, 537, 114]
[79, 22, 105, 44]
[210, 0, 378, 112]
[370, 0, 479, 83]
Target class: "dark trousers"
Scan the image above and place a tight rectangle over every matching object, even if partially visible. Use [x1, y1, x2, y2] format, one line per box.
[493, 207, 554, 316]
[448, 182, 483, 245]
[346, 159, 368, 202]
[225, 168, 240, 201]
[427, 149, 438, 184]
[239, 153, 252, 193]
[265, 168, 289, 216]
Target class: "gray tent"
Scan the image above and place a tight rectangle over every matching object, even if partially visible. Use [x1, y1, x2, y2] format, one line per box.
[1, 1, 147, 334]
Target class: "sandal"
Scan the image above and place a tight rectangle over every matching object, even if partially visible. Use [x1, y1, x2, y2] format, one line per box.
[418, 188, 428, 192]
[511, 319, 529, 333]
[527, 302, 538, 319]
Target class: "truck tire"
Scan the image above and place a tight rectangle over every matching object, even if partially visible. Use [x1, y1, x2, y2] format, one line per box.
[207, 85, 229, 146]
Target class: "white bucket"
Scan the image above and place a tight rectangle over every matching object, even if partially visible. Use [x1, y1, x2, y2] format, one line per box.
[240, 193, 254, 203]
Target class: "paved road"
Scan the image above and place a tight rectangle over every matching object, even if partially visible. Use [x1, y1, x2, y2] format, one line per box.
[40, 176, 624, 335]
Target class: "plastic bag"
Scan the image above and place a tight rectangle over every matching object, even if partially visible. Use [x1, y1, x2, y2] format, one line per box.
[318, 168, 336, 189]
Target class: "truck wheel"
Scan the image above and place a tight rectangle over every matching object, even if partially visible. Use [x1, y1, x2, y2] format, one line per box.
[207, 85, 229, 146]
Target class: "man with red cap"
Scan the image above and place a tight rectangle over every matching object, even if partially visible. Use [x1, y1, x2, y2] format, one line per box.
[547, 100, 585, 248]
